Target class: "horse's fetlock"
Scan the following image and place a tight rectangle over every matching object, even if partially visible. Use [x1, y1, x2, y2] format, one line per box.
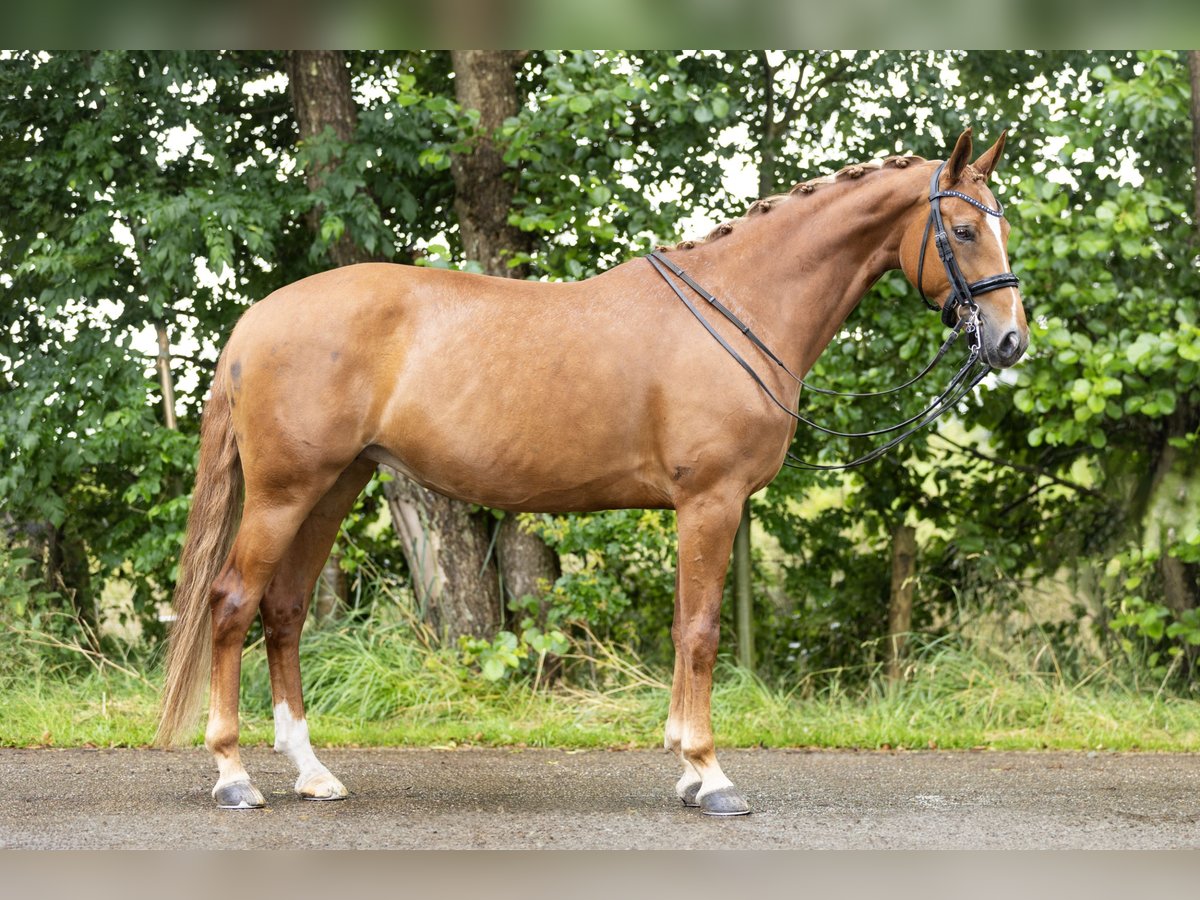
[681, 739, 716, 767]
[205, 730, 237, 757]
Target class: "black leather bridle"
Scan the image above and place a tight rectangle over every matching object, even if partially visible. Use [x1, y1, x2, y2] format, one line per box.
[918, 160, 1020, 328]
[644, 159, 1019, 470]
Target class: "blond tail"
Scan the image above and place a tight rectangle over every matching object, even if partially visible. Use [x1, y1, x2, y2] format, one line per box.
[155, 364, 241, 747]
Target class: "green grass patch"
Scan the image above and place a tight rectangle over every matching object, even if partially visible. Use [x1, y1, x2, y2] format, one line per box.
[3, 624, 1200, 751]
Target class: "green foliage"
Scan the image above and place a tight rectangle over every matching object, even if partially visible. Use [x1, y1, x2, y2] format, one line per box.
[1105, 548, 1200, 685]
[528, 510, 678, 660]
[739, 50, 1200, 682]
[7, 625, 1200, 751]
[3, 50, 1200, 695]
[0, 545, 62, 647]
[456, 509, 677, 682]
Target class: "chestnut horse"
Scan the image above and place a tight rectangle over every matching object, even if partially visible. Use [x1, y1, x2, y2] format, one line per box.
[157, 128, 1028, 816]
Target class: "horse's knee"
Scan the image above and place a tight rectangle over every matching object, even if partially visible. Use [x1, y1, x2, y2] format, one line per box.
[682, 618, 720, 670]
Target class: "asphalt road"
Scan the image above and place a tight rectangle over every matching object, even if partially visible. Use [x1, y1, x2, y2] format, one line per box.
[2, 747, 1199, 849]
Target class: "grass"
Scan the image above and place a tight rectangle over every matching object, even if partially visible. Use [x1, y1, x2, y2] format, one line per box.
[3, 622, 1200, 752]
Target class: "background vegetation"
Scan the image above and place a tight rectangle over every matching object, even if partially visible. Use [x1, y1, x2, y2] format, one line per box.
[2, 50, 1199, 749]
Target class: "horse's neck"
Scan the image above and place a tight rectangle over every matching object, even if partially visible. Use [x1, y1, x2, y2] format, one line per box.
[681, 172, 921, 377]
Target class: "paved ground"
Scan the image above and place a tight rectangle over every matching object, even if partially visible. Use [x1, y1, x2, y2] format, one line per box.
[2, 747, 1199, 849]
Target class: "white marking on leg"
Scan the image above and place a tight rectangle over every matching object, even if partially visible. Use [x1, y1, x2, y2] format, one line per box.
[693, 758, 735, 799]
[665, 716, 703, 800]
[207, 717, 265, 806]
[273, 702, 345, 797]
[675, 767, 703, 801]
[681, 727, 736, 800]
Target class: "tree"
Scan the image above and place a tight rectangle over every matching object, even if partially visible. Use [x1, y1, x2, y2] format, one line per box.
[447, 50, 562, 621]
[0, 51, 290, 641]
[286, 50, 368, 620]
[7, 50, 1198, 686]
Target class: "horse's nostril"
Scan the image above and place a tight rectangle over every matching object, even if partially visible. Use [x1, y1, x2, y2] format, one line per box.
[999, 330, 1020, 360]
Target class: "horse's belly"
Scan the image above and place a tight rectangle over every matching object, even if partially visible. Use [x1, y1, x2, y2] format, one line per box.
[360, 440, 666, 512]
[364, 376, 670, 512]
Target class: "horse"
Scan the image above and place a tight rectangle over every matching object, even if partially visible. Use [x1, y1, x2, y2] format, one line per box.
[156, 128, 1028, 816]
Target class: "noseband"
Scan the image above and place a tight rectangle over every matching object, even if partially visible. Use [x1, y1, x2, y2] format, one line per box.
[918, 160, 1020, 328]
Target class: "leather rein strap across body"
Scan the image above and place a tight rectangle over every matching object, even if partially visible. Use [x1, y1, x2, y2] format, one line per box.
[644, 159, 1018, 470]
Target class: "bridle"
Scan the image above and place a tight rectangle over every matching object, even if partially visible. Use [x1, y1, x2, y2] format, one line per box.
[645, 159, 1020, 471]
[918, 160, 1020, 328]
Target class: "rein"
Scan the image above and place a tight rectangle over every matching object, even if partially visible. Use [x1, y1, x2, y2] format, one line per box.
[646, 160, 1017, 471]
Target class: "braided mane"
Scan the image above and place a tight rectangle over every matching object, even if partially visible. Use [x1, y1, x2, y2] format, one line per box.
[661, 154, 929, 252]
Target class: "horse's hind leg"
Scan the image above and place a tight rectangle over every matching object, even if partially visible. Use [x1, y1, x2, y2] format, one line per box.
[260, 459, 374, 801]
[671, 492, 751, 816]
[206, 492, 317, 809]
[206, 460, 359, 809]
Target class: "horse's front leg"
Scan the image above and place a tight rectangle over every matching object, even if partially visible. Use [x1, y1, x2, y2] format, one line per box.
[669, 492, 751, 816]
[665, 565, 703, 807]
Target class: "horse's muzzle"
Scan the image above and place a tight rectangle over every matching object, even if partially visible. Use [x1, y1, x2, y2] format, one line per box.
[984, 327, 1028, 368]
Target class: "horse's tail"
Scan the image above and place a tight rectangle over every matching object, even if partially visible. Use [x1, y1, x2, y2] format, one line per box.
[155, 361, 242, 747]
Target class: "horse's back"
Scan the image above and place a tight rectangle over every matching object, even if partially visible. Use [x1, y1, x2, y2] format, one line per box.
[223, 262, 686, 510]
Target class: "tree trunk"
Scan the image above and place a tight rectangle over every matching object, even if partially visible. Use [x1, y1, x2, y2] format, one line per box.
[1144, 52, 1200, 615]
[155, 323, 177, 431]
[384, 477, 501, 639]
[1188, 51, 1200, 247]
[733, 501, 754, 671]
[886, 524, 917, 683]
[287, 51, 365, 270]
[286, 50, 363, 621]
[731, 54, 783, 675]
[497, 515, 560, 613]
[447, 50, 560, 625]
[1144, 408, 1200, 616]
[449, 50, 529, 276]
[757, 51, 776, 198]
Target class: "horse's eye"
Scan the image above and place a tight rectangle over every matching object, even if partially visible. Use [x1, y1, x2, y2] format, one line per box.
[952, 225, 975, 242]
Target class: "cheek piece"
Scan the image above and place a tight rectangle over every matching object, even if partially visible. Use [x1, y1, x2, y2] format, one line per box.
[917, 161, 1021, 328]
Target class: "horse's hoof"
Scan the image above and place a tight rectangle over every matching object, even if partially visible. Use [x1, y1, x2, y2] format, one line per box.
[699, 786, 751, 817]
[677, 780, 701, 808]
[297, 771, 348, 801]
[214, 780, 266, 810]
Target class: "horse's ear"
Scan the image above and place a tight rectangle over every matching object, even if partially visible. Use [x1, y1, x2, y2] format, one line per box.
[941, 127, 973, 188]
[972, 130, 1008, 181]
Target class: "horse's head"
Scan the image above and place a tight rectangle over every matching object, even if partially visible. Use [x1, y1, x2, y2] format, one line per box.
[900, 128, 1029, 369]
